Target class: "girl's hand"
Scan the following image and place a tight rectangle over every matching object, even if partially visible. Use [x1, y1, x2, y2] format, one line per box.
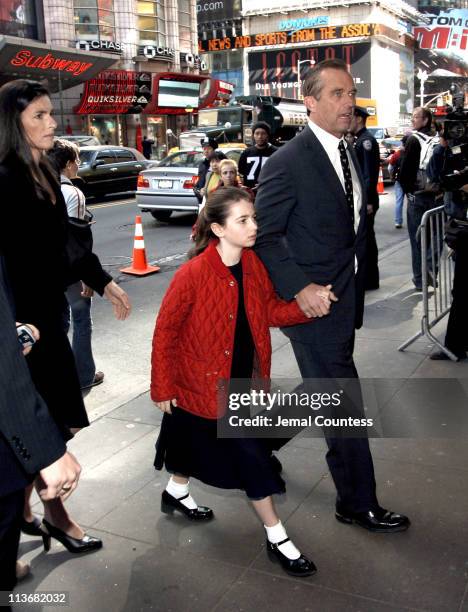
[154, 398, 177, 414]
[81, 283, 94, 298]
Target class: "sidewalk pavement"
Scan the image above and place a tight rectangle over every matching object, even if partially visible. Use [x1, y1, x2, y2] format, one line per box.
[15, 231, 468, 612]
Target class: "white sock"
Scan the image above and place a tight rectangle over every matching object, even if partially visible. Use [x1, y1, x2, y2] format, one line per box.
[166, 477, 197, 510]
[265, 520, 301, 560]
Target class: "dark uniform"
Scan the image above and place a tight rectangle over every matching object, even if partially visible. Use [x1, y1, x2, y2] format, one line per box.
[194, 137, 218, 203]
[354, 125, 380, 290]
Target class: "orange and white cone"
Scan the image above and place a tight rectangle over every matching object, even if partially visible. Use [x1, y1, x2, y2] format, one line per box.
[377, 165, 385, 195]
[120, 215, 160, 276]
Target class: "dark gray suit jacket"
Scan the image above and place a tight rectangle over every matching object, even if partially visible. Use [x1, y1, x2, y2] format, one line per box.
[254, 126, 368, 344]
[0, 257, 66, 497]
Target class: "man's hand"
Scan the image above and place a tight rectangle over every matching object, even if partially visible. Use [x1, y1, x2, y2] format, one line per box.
[296, 283, 338, 318]
[37, 451, 81, 501]
[103, 280, 131, 320]
[154, 398, 177, 414]
[81, 283, 94, 298]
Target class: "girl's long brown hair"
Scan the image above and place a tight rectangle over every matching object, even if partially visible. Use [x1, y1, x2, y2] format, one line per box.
[188, 186, 253, 259]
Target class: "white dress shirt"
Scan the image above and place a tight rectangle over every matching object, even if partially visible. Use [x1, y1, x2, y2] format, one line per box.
[308, 119, 362, 232]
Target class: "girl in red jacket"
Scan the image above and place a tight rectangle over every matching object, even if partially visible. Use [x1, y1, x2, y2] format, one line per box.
[151, 187, 327, 578]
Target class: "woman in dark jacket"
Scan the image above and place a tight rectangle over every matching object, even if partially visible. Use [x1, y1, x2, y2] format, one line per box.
[0, 79, 131, 553]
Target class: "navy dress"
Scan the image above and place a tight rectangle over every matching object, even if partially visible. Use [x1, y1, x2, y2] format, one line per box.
[154, 260, 285, 499]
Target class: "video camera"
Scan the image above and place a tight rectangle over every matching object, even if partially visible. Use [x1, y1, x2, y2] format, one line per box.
[440, 89, 468, 193]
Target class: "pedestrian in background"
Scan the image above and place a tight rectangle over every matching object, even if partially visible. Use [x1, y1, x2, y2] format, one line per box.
[142, 135, 154, 160]
[238, 121, 277, 193]
[385, 134, 409, 229]
[194, 137, 218, 203]
[0, 79, 131, 555]
[350, 105, 381, 290]
[399, 107, 438, 291]
[47, 138, 105, 389]
[152, 187, 320, 578]
[200, 150, 227, 198]
[215, 158, 254, 199]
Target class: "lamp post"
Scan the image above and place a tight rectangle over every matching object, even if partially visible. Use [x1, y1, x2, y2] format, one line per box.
[417, 68, 428, 107]
[297, 59, 315, 100]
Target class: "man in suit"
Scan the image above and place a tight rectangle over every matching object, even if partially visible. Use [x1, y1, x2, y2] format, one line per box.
[255, 59, 410, 533]
[0, 256, 81, 591]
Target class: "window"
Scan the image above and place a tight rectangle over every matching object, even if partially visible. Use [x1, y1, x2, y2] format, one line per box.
[96, 151, 116, 164]
[74, 0, 115, 40]
[178, 0, 191, 48]
[137, 0, 166, 46]
[115, 149, 136, 161]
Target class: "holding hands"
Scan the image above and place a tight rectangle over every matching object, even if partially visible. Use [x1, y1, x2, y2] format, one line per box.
[296, 283, 338, 318]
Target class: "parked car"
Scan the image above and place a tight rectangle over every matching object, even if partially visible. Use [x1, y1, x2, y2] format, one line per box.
[136, 147, 244, 222]
[75, 145, 148, 198]
[57, 134, 101, 147]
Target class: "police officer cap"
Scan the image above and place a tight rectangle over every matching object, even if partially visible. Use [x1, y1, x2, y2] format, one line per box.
[354, 106, 370, 118]
[200, 137, 218, 149]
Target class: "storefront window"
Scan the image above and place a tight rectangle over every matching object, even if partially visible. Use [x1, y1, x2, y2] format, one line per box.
[74, 0, 115, 41]
[0, 0, 39, 39]
[138, 0, 166, 46]
[178, 0, 191, 48]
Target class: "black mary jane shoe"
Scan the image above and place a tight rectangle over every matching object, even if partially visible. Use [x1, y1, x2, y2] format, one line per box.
[335, 507, 410, 533]
[41, 519, 103, 554]
[161, 490, 214, 521]
[21, 516, 43, 537]
[266, 539, 317, 577]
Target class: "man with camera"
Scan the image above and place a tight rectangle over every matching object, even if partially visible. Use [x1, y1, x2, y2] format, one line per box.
[399, 107, 439, 291]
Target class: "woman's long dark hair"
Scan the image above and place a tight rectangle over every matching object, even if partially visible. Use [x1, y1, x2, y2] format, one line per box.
[188, 186, 253, 259]
[0, 79, 54, 188]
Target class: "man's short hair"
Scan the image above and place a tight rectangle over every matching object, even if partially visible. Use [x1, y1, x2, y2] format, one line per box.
[302, 59, 350, 100]
[413, 106, 433, 129]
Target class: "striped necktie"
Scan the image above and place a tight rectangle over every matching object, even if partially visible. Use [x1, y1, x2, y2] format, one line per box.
[338, 140, 354, 224]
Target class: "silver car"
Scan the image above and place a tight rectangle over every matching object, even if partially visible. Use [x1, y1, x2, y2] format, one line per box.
[136, 148, 244, 222]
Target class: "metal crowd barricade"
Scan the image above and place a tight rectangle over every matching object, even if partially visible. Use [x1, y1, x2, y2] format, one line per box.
[398, 204, 458, 360]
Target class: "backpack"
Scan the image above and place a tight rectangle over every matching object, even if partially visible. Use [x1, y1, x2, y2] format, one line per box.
[413, 131, 440, 192]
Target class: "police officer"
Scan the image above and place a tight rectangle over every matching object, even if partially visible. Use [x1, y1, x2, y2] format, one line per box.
[194, 137, 218, 203]
[350, 106, 381, 290]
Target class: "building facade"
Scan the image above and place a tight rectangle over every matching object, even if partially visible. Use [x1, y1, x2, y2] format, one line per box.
[0, 0, 202, 154]
[199, 0, 427, 130]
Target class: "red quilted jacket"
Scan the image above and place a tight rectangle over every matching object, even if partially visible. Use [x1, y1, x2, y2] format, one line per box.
[151, 240, 312, 419]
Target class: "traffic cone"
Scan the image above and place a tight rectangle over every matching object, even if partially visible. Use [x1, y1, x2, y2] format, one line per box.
[120, 216, 160, 276]
[377, 165, 386, 195]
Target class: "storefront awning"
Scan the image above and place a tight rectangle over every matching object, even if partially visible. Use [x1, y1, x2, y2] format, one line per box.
[0, 35, 118, 92]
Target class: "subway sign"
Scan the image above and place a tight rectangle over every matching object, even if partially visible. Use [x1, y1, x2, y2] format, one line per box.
[199, 23, 398, 52]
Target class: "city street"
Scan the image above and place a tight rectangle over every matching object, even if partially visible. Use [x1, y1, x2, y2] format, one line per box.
[13, 185, 468, 612]
[84, 186, 408, 420]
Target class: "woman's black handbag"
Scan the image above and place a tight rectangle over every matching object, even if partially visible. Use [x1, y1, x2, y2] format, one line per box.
[66, 211, 94, 265]
[444, 218, 468, 250]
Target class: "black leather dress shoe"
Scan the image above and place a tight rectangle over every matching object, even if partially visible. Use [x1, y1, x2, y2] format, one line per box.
[41, 519, 103, 554]
[335, 507, 410, 533]
[430, 350, 464, 361]
[161, 490, 214, 521]
[266, 539, 317, 577]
